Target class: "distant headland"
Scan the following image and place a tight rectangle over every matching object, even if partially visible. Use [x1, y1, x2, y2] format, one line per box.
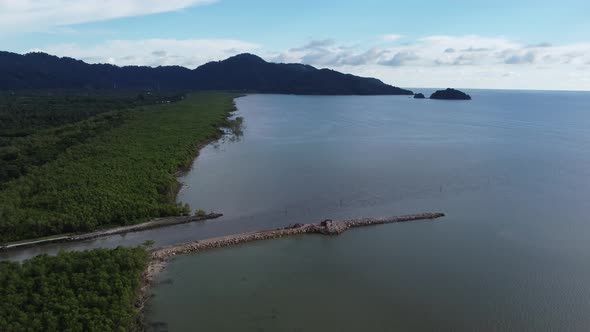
[0, 51, 413, 95]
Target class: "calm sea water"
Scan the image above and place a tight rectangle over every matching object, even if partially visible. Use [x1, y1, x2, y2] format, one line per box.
[144, 91, 590, 331]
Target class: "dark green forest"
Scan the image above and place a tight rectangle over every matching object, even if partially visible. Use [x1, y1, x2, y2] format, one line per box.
[0, 246, 148, 331]
[0, 91, 183, 184]
[0, 91, 238, 242]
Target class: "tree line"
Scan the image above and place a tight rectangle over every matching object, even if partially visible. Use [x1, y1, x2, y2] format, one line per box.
[0, 246, 148, 331]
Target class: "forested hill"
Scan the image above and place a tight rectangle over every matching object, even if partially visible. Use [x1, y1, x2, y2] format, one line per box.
[0, 51, 413, 95]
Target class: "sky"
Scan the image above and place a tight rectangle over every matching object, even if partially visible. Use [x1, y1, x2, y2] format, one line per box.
[1, 0, 589, 90]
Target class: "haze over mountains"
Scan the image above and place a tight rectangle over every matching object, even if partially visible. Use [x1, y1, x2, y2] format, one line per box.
[0, 51, 413, 95]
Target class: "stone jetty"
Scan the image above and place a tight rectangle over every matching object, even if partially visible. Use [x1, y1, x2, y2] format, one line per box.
[139, 212, 445, 314]
[150, 213, 445, 261]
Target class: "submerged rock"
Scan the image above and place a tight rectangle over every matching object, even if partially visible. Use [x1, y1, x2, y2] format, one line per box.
[430, 88, 471, 100]
[414, 93, 425, 99]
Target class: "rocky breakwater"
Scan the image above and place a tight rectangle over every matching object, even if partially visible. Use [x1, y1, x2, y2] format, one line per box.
[150, 212, 445, 262]
[140, 212, 445, 318]
[344, 213, 444, 228]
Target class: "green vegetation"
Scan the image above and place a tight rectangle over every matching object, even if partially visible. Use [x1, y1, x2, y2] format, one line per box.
[0, 92, 182, 185]
[0, 92, 239, 242]
[0, 246, 148, 332]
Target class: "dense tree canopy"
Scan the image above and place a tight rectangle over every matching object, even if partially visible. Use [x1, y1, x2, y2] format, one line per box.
[0, 91, 182, 184]
[0, 92, 238, 242]
[0, 247, 148, 332]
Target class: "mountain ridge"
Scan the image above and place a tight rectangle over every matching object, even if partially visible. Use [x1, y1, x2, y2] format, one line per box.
[0, 51, 413, 95]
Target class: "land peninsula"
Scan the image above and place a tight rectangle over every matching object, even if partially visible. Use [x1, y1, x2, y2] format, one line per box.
[0, 92, 241, 243]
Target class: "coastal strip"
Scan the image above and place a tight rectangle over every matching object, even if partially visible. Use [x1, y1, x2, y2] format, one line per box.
[0, 213, 223, 252]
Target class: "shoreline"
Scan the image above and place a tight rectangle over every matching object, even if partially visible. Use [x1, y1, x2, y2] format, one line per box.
[173, 96, 243, 178]
[170, 95, 243, 210]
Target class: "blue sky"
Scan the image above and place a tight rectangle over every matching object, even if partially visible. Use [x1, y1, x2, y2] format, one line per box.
[1, 0, 589, 90]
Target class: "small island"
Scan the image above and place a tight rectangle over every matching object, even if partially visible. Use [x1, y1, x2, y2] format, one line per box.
[430, 88, 472, 100]
[414, 93, 426, 99]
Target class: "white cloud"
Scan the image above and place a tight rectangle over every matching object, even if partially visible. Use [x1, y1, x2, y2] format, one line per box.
[29, 34, 590, 90]
[504, 51, 536, 64]
[382, 34, 403, 42]
[0, 0, 217, 32]
[269, 35, 590, 90]
[32, 38, 259, 68]
[346, 63, 590, 91]
[379, 51, 419, 66]
[272, 35, 590, 68]
[290, 39, 335, 52]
